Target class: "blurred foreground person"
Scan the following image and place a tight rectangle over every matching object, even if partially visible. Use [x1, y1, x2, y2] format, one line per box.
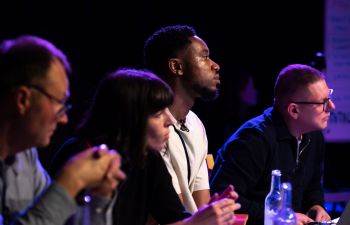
[0, 35, 124, 225]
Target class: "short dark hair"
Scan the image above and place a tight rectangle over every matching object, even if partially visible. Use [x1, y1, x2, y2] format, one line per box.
[274, 64, 325, 105]
[0, 35, 71, 98]
[77, 68, 173, 167]
[143, 25, 196, 85]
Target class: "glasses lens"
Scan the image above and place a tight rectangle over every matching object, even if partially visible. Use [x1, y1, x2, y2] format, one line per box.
[323, 99, 331, 112]
[56, 104, 72, 118]
[329, 89, 334, 98]
[323, 89, 334, 112]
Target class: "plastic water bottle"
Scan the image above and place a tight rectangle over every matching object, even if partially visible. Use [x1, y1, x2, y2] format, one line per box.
[264, 169, 282, 225]
[273, 182, 296, 225]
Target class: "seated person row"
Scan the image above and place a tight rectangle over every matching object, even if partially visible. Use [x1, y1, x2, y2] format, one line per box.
[0, 33, 238, 225]
[210, 64, 334, 225]
[51, 68, 241, 225]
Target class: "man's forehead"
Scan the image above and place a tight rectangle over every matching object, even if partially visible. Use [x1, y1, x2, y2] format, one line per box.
[186, 36, 209, 53]
[43, 60, 70, 96]
[298, 80, 328, 99]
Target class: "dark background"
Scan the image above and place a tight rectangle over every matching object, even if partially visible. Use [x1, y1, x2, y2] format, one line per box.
[1, 0, 349, 211]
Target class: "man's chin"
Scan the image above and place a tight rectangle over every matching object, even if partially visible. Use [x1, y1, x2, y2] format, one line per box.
[200, 89, 219, 101]
[316, 122, 328, 131]
[321, 123, 328, 130]
[36, 138, 52, 148]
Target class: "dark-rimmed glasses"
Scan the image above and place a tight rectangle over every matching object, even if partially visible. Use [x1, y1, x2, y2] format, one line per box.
[27, 84, 72, 118]
[291, 89, 333, 112]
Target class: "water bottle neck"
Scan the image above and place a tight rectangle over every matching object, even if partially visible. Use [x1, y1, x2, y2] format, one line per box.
[270, 173, 281, 192]
[280, 186, 293, 209]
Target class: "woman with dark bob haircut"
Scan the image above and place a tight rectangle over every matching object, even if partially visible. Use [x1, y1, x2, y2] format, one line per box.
[51, 68, 237, 225]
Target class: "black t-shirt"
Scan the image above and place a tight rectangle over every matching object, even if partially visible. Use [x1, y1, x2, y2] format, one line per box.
[51, 137, 191, 225]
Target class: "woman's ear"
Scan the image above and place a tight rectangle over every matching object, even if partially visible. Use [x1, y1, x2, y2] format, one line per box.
[168, 58, 183, 76]
[14, 86, 32, 114]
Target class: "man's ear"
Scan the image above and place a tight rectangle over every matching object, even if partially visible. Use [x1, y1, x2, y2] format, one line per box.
[287, 103, 299, 120]
[168, 58, 183, 76]
[14, 86, 32, 114]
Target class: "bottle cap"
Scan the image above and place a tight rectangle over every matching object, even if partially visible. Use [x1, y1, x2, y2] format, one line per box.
[281, 182, 292, 191]
[272, 169, 281, 176]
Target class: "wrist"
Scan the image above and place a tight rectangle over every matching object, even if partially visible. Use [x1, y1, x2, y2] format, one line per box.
[55, 169, 85, 197]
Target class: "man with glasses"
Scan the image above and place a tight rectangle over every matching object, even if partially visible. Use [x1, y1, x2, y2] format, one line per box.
[27, 84, 72, 118]
[291, 89, 333, 113]
[210, 64, 334, 225]
[0, 35, 125, 225]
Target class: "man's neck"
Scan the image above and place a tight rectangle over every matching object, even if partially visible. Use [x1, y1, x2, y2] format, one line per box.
[282, 114, 304, 139]
[169, 87, 194, 122]
[0, 121, 28, 160]
[0, 127, 11, 160]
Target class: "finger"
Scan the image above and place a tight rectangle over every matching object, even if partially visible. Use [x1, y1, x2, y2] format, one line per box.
[212, 198, 235, 209]
[101, 166, 124, 189]
[219, 185, 234, 199]
[320, 214, 331, 222]
[306, 216, 314, 223]
[233, 203, 241, 211]
[222, 208, 233, 217]
[220, 203, 238, 217]
[107, 163, 126, 181]
[106, 155, 126, 181]
[228, 191, 239, 200]
[220, 210, 234, 225]
[104, 176, 119, 190]
[221, 205, 236, 217]
[325, 215, 331, 221]
[94, 154, 118, 175]
[315, 213, 323, 222]
[92, 144, 110, 158]
[209, 193, 219, 203]
[206, 199, 233, 220]
[109, 150, 122, 165]
[303, 216, 314, 224]
[320, 213, 331, 222]
[116, 170, 127, 180]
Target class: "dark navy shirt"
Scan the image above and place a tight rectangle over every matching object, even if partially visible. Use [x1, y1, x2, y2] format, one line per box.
[210, 106, 325, 225]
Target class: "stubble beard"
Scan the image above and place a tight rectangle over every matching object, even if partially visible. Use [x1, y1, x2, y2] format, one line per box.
[192, 83, 219, 101]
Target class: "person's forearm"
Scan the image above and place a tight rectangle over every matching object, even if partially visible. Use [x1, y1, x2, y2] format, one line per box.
[12, 183, 77, 225]
[192, 189, 210, 208]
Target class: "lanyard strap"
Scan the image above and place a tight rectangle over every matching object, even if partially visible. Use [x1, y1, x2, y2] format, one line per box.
[172, 125, 191, 184]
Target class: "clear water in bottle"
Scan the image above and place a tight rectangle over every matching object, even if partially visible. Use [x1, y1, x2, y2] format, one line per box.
[264, 169, 282, 225]
[273, 182, 296, 225]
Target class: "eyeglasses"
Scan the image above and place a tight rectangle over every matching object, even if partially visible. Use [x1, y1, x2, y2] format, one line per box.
[291, 89, 333, 112]
[27, 84, 72, 118]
